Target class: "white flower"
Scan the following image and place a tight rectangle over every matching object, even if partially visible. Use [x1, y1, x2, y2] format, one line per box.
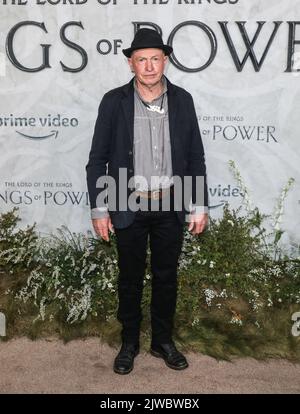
[228, 160, 253, 213]
[192, 318, 199, 326]
[89, 263, 97, 273]
[230, 316, 243, 326]
[203, 288, 217, 306]
[38, 297, 47, 321]
[221, 289, 227, 297]
[272, 178, 295, 233]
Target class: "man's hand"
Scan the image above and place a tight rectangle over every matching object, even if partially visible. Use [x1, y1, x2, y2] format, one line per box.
[188, 213, 208, 235]
[92, 217, 114, 242]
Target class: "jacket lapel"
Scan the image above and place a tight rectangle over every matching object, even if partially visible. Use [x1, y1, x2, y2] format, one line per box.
[121, 78, 135, 149]
[166, 78, 178, 141]
[166, 77, 179, 170]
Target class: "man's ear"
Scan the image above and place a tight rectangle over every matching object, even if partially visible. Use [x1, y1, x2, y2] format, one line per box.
[128, 58, 134, 73]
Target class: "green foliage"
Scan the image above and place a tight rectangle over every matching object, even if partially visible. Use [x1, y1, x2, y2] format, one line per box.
[0, 208, 38, 272]
[13, 226, 119, 325]
[0, 167, 300, 359]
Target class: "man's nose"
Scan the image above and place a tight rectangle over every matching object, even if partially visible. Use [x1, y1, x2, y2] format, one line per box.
[145, 59, 154, 71]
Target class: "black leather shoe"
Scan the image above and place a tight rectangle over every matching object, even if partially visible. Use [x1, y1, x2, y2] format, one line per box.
[150, 343, 188, 370]
[113, 343, 139, 375]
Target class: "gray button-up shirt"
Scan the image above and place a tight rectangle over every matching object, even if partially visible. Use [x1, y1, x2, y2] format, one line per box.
[133, 75, 173, 191]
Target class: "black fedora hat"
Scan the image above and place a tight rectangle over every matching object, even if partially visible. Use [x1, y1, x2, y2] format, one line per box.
[122, 28, 173, 58]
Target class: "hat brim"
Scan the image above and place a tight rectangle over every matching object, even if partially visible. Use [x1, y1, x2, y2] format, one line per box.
[122, 44, 173, 58]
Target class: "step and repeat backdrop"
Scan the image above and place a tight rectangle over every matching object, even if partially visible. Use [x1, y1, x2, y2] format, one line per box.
[0, 0, 299, 245]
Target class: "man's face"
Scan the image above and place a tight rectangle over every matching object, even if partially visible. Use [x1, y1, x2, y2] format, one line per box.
[128, 48, 168, 88]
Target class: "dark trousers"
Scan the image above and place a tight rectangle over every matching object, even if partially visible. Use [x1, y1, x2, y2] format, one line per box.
[114, 196, 184, 345]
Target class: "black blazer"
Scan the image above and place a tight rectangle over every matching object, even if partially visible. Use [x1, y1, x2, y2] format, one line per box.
[86, 77, 208, 229]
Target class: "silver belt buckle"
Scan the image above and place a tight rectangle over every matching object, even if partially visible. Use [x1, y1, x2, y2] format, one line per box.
[152, 190, 160, 200]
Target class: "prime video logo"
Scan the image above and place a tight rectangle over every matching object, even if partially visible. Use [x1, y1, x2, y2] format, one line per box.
[0, 312, 6, 337]
[209, 183, 242, 209]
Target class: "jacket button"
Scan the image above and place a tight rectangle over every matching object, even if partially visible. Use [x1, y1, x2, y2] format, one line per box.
[129, 169, 133, 173]
[129, 151, 133, 155]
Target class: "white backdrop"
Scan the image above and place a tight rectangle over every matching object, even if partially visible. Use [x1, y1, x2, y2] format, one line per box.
[0, 0, 299, 247]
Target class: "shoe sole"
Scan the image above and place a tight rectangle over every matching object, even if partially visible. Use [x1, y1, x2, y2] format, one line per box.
[150, 349, 189, 370]
[113, 366, 133, 375]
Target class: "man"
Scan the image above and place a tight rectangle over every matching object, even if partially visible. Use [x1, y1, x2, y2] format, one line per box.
[86, 28, 208, 375]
